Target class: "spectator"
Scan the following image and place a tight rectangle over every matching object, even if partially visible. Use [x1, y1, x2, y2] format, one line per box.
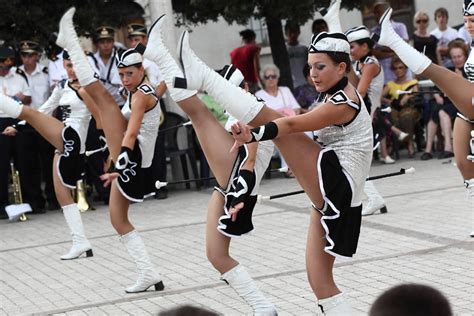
[293, 64, 322, 111]
[381, 57, 420, 158]
[255, 63, 302, 177]
[412, 11, 439, 65]
[457, 25, 472, 44]
[370, 283, 452, 316]
[230, 29, 261, 93]
[371, 1, 411, 84]
[311, 18, 328, 36]
[285, 20, 308, 89]
[430, 7, 459, 67]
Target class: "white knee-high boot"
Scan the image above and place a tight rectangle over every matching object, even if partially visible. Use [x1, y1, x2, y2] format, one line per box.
[177, 31, 264, 124]
[465, 179, 474, 237]
[143, 15, 197, 102]
[221, 265, 277, 316]
[56, 7, 97, 87]
[60, 204, 93, 260]
[0, 94, 23, 118]
[378, 8, 431, 75]
[362, 181, 387, 216]
[120, 230, 164, 293]
[322, 0, 342, 33]
[316, 293, 352, 315]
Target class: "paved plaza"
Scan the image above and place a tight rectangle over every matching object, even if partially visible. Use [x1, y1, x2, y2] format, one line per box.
[1, 157, 473, 315]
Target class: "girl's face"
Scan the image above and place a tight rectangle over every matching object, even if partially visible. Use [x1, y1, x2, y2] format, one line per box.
[63, 59, 77, 81]
[449, 47, 467, 69]
[464, 15, 474, 38]
[349, 41, 367, 61]
[118, 65, 144, 91]
[263, 70, 279, 90]
[308, 53, 345, 93]
[392, 62, 407, 79]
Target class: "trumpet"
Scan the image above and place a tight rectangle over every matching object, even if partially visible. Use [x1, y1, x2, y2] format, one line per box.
[10, 163, 29, 221]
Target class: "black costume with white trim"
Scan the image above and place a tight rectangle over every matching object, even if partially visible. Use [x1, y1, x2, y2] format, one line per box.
[115, 82, 161, 202]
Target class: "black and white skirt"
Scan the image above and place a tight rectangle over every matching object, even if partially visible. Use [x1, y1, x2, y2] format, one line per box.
[56, 126, 85, 189]
[315, 148, 362, 259]
[115, 141, 155, 203]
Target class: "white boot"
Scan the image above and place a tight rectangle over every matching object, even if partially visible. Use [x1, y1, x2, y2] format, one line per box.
[0, 94, 23, 118]
[464, 179, 474, 237]
[362, 181, 387, 216]
[60, 204, 93, 260]
[378, 8, 431, 75]
[222, 265, 277, 316]
[143, 15, 196, 102]
[177, 31, 264, 124]
[322, 0, 342, 33]
[120, 230, 164, 293]
[316, 293, 352, 315]
[56, 7, 97, 87]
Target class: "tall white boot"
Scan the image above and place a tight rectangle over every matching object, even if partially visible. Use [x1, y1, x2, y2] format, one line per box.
[56, 7, 97, 87]
[464, 179, 474, 237]
[120, 230, 164, 293]
[322, 0, 342, 33]
[60, 204, 93, 260]
[177, 31, 264, 124]
[316, 293, 352, 315]
[0, 94, 23, 118]
[221, 265, 277, 316]
[143, 15, 197, 102]
[377, 8, 431, 75]
[362, 181, 387, 216]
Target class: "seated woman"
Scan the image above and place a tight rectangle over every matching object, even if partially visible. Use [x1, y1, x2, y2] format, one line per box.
[381, 57, 421, 158]
[1, 50, 97, 260]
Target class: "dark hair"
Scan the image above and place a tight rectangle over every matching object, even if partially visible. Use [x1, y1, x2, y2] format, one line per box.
[158, 305, 219, 316]
[239, 29, 256, 43]
[303, 63, 310, 78]
[326, 52, 352, 74]
[434, 7, 449, 19]
[353, 38, 375, 50]
[390, 56, 406, 69]
[312, 19, 328, 35]
[285, 20, 300, 33]
[370, 284, 452, 316]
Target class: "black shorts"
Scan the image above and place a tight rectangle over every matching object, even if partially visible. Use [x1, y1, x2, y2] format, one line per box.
[315, 149, 362, 259]
[56, 126, 85, 189]
[115, 141, 155, 202]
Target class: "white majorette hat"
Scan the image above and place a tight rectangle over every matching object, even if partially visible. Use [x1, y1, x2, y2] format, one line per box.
[116, 47, 143, 68]
[345, 26, 371, 43]
[464, 0, 474, 16]
[308, 32, 350, 55]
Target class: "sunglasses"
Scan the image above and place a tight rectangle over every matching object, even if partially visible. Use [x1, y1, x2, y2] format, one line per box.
[392, 66, 406, 70]
[264, 74, 278, 80]
[416, 19, 428, 24]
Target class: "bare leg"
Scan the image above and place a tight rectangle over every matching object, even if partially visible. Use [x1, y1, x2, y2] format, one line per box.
[306, 210, 339, 299]
[424, 120, 437, 154]
[453, 118, 474, 180]
[109, 181, 134, 235]
[439, 110, 453, 153]
[19, 107, 64, 151]
[52, 154, 74, 206]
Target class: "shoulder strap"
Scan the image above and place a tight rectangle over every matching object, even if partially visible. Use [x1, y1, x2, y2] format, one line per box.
[15, 68, 29, 85]
[328, 90, 360, 111]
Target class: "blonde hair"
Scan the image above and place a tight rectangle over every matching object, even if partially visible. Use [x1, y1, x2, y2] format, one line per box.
[413, 11, 429, 27]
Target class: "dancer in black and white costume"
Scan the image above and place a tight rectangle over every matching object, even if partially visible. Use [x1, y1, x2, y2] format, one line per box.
[375, 1, 474, 237]
[143, 17, 277, 314]
[171, 23, 372, 313]
[55, 8, 164, 293]
[1, 51, 97, 260]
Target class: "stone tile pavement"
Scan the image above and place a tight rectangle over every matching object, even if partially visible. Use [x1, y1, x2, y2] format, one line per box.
[0, 157, 473, 315]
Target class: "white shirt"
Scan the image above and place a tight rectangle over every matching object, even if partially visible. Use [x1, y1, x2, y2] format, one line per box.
[255, 86, 301, 112]
[458, 26, 472, 45]
[48, 53, 68, 89]
[20, 64, 49, 109]
[93, 49, 123, 106]
[430, 26, 459, 67]
[0, 67, 31, 118]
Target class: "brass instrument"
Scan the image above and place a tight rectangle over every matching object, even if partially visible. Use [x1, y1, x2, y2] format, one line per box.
[76, 179, 92, 212]
[10, 163, 28, 221]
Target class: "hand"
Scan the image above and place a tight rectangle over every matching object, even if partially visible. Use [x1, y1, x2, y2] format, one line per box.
[100, 172, 119, 187]
[230, 202, 244, 222]
[14, 92, 25, 103]
[230, 121, 251, 153]
[2, 126, 17, 136]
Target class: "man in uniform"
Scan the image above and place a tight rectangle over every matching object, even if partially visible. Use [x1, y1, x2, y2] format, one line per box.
[18, 40, 59, 211]
[127, 23, 169, 199]
[0, 46, 32, 218]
